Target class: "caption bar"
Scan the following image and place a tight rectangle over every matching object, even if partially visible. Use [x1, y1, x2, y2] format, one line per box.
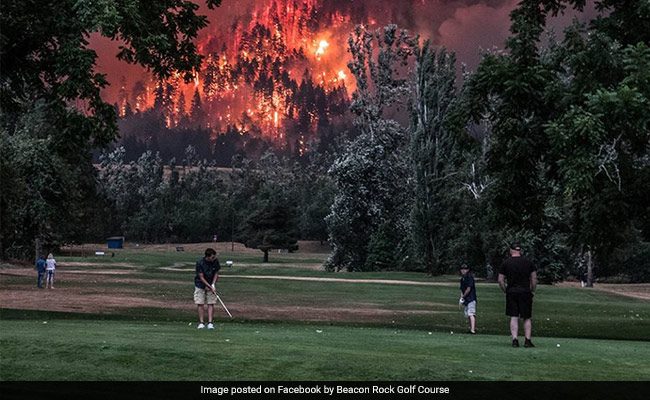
[201, 384, 450, 396]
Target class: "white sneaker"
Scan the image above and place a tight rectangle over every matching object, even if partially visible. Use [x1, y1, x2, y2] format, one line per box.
[197, 323, 205, 329]
[207, 323, 214, 330]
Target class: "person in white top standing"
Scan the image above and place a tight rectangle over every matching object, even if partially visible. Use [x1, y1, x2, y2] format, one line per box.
[45, 253, 56, 289]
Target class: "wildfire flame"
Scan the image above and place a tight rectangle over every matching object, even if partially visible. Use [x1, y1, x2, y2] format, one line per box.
[116, 0, 356, 151]
[315, 39, 329, 58]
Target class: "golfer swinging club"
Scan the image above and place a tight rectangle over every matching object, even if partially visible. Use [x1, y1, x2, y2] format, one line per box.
[194, 248, 221, 329]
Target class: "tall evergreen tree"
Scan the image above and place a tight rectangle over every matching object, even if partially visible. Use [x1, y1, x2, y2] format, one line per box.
[190, 89, 207, 128]
[408, 42, 464, 274]
[177, 91, 189, 126]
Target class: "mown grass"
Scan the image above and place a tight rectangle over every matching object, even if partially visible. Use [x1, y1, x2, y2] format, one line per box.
[1, 319, 648, 381]
[2, 249, 649, 381]
[56, 250, 327, 269]
[56, 249, 458, 282]
[2, 258, 649, 340]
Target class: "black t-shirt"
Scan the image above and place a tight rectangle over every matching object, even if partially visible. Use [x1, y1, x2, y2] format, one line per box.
[195, 257, 221, 289]
[499, 256, 536, 293]
[460, 273, 477, 303]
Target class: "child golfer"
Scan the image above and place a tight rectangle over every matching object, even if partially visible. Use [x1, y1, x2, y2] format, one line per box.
[459, 264, 477, 334]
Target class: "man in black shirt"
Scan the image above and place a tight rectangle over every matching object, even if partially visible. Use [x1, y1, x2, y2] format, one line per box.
[194, 248, 221, 330]
[498, 244, 537, 347]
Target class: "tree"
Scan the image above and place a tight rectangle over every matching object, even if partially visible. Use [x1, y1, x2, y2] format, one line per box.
[325, 25, 415, 272]
[98, 147, 165, 239]
[238, 193, 300, 262]
[297, 161, 335, 244]
[545, 12, 650, 285]
[0, 0, 223, 258]
[1, 0, 221, 146]
[98, 145, 228, 243]
[177, 91, 189, 127]
[467, 0, 650, 283]
[408, 42, 465, 274]
[190, 89, 207, 128]
[326, 139, 407, 271]
[234, 151, 300, 262]
[1, 102, 101, 257]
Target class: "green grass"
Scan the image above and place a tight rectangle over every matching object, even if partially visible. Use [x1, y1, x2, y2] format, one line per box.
[1, 319, 648, 381]
[2, 250, 649, 381]
[57, 249, 459, 282]
[56, 250, 327, 269]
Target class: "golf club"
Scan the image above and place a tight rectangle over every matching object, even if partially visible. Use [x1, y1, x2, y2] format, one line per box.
[216, 294, 233, 318]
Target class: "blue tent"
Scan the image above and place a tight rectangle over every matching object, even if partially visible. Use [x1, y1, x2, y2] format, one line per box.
[107, 237, 124, 249]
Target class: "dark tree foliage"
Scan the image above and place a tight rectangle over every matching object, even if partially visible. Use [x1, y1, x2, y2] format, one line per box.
[0, 0, 222, 258]
[325, 25, 415, 272]
[1, 0, 221, 146]
[238, 193, 300, 263]
[468, 0, 650, 283]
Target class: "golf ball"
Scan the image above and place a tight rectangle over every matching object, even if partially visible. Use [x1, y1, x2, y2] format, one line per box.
[557, 344, 561, 347]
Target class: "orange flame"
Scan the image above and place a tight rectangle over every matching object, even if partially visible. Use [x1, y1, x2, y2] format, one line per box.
[315, 40, 329, 58]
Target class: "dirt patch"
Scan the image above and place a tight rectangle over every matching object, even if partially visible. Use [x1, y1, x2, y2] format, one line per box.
[0, 260, 454, 324]
[0, 268, 135, 278]
[58, 262, 141, 268]
[0, 286, 187, 314]
[554, 282, 650, 300]
[593, 284, 650, 301]
[231, 304, 451, 323]
[0, 285, 448, 323]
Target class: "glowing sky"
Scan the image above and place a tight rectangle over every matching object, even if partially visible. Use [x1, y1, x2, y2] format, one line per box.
[93, 0, 597, 103]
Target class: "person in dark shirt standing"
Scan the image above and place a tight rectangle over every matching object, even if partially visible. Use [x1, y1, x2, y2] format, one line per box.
[498, 244, 537, 347]
[35, 255, 46, 289]
[460, 264, 477, 334]
[194, 248, 221, 330]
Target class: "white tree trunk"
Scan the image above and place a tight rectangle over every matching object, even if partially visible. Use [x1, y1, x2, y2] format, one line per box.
[586, 250, 594, 288]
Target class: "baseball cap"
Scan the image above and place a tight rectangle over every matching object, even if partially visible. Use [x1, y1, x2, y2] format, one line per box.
[460, 264, 469, 270]
[510, 243, 521, 251]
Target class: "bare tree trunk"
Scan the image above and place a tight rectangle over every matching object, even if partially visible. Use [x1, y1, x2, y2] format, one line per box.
[486, 263, 494, 282]
[586, 249, 594, 288]
[35, 237, 42, 264]
[263, 249, 269, 263]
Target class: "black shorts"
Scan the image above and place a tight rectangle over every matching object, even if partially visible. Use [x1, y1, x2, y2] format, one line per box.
[506, 292, 533, 319]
